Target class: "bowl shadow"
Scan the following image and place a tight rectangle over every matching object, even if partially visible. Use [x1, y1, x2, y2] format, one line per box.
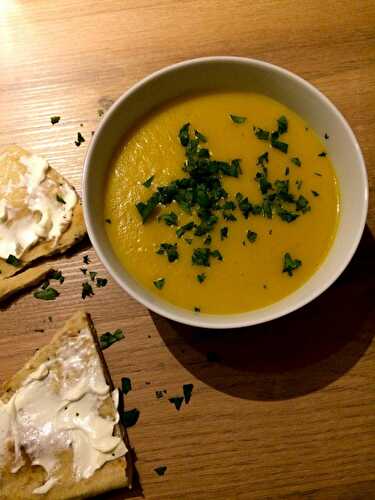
[151, 225, 375, 401]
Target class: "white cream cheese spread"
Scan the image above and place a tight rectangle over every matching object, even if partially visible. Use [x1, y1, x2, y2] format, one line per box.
[0, 328, 127, 494]
[0, 150, 77, 260]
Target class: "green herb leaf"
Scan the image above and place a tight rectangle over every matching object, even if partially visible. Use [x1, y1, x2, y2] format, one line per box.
[6, 254, 21, 267]
[143, 175, 154, 188]
[223, 212, 237, 221]
[33, 287, 60, 301]
[236, 193, 253, 219]
[195, 129, 207, 142]
[153, 278, 165, 289]
[277, 115, 288, 134]
[49, 270, 64, 284]
[156, 243, 178, 262]
[196, 273, 206, 283]
[136, 192, 160, 223]
[183, 383, 194, 404]
[156, 390, 165, 399]
[100, 329, 124, 349]
[291, 157, 301, 166]
[121, 408, 140, 428]
[50, 116, 60, 125]
[75, 131, 85, 147]
[154, 466, 167, 476]
[296, 179, 303, 190]
[246, 230, 257, 243]
[285, 166, 290, 176]
[96, 277, 108, 287]
[56, 194, 66, 204]
[82, 282, 94, 299]
[169, 396, 184, 411]
[158, 211, 178, 226]
[271, 139, 288, 153]
[80, 268, 87, 275]
[311, 190, 319, 197]
[220, 227, 228, 240]
[256, 151, 269, 167]
[178, 123, 190, 146]
[277, 207, 299, 223]
[230, 114, 247, 124]
[283, 253, 302, 276]
[318, 151, 327, 157]
[192, 248, 210, 266]
[176, 221, 195, 238]
[210, 249, 223, 261]
[314, 172, 322, 177]
[83, 255, 90, 265]
[203, 234, 212, 246]
[184, 238, 193, 245]
[121, 377, 132, 395]
[253, 127, 270, 141]
[296, 195, 310, 213]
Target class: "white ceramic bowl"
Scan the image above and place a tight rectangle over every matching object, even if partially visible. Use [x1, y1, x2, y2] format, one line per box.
[82, 56, 368, 329]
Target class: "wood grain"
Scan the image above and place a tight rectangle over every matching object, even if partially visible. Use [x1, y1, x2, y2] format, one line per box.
[0, 1, 374, 498]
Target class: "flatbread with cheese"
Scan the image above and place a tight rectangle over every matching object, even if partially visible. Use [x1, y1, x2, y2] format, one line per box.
[0, 311, 132, 499]
[0, 145, 86, 302]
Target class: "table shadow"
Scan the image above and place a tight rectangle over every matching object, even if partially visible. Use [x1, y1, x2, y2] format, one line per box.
[151, 225, 375, 401]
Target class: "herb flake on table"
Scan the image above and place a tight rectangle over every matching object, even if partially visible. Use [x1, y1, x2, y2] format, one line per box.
[83, 255, 90, 265]
[154, 466, 167, 476]
[282, 253, 302, 276]
[34, 287, 60, 301]
[96, 277, 108, 287]
[121, 408, 140, 428]
[230, 114, 247, 124]
[49, 270, 64, 284]
[183, 383, 194, 404]
[100, 329, 124, 349]
[75, 131, 85, 147]
[6, 254, 21, 267]
[82, 282, 94, 299]
[220, 226, 228, 240]
[50, 116, 60, 125]
[121, 377, 132, 395]
[89, 271, 97, 282]
[169, 396, 184, 411]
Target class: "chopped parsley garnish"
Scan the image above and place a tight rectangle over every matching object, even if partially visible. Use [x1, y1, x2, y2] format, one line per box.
[295, 195, 310, 213]
[158, 212, 178, 226]
[256, 152, 269, 166]
[196, 273, 206, 283]
[154, 466, 167, 476]
[195, 129, 207, 142]
[318, 151, 327, 157]
[56, 194, 66, 204]
[34, 287, 60, 301]
[176, 221, 195, 238]
[230, 114, 247, 124]
[203, 234, 212, 246]
[80, 268, 87, 275]
[271, 138, 288, 153]
[121, 377, 132, 395]
[246, 230, 257, 243]
[50, 116, 60, 125]
[291, 157, 301, 166]
[156, 243, 178, 262]
[74, 131, 85, 147]
[184, 238, 193, 245]
[192, 248, 210, 266]
[183, 383, 194, 404]
[100, 329, 124, 349]
[211, 249, 223, 261]
[82, 282, 94, 299]
[169, 396, 184, 411]
[156, 390, 165, 399]
[105, 218, 112, 224]
[89, 271, 97, 282]
[253, 126, 270, 141]
[283, 253, 302, 276]
[277, 115, 288, 134]
[136, 193, 160, 223]
[296, 179, 303, 190]
[6, 254, 21, 267]
[153, 278, 165, 289]
[96, 277, 108, 287]
[83, 255, 90, 265]
[223, 212, 237, 221]
[143, 175, 154, 188]
[311, 190, 319, 197]
[235, 193, 252, 219]
[285, 166, 290, 176]
[220, 227, 228, 240]
[121, 408, 140, 428]
[314, 172, 322, 177]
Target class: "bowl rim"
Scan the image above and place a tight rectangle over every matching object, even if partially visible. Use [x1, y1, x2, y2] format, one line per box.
[82, 55, 369, 329]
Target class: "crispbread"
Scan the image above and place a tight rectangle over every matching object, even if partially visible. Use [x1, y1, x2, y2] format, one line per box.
[0, 145, 86, 302]
[0, 311, 132, 499]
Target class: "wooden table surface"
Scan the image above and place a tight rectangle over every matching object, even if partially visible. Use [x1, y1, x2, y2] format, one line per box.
[1, 1, 374, 498]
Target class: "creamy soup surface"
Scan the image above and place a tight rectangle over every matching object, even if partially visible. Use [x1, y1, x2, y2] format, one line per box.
[105, 91, 339, 314]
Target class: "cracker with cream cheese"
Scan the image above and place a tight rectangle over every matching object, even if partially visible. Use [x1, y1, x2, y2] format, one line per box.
[0, 145, 86, 302]
[0, 311, 132, 499]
